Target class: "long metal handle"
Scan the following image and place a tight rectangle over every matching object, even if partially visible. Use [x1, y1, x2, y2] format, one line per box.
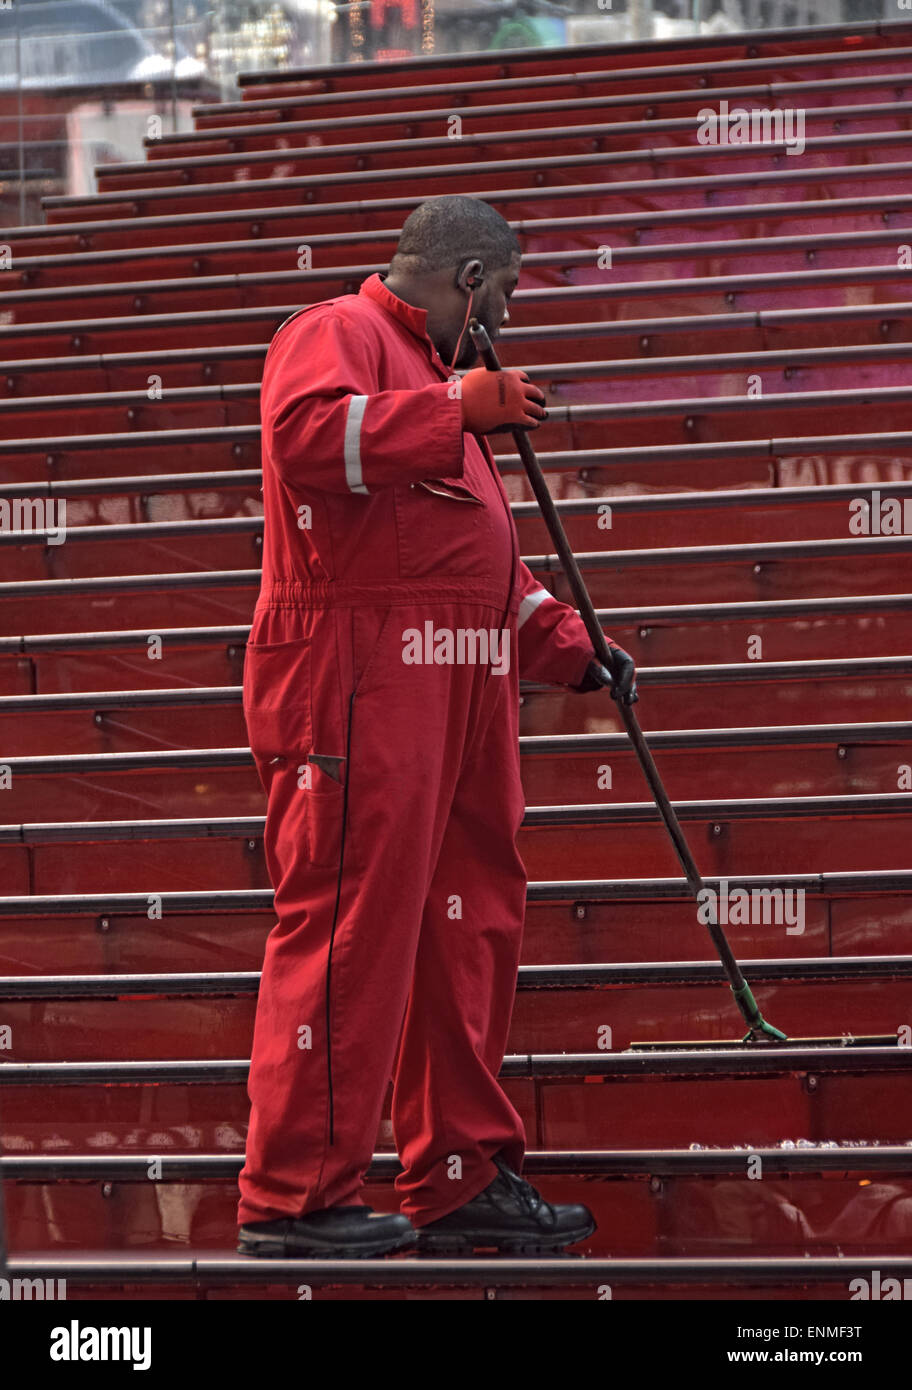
[468, 318, 786, 1043]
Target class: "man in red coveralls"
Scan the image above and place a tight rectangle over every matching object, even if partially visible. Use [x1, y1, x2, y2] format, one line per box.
[237, 196, 637, 1259]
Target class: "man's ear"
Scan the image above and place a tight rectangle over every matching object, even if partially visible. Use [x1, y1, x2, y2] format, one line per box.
[455, 258, 485, 293]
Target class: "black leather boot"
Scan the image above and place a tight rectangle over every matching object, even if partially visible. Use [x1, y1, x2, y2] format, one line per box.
[238, 1205, 416, 1258]
[415, 1153, 596, 1254]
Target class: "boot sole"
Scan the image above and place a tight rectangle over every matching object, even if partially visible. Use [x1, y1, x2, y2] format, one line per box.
[414, 1217, 596, 1256]
[237, 1227, 418, 1260]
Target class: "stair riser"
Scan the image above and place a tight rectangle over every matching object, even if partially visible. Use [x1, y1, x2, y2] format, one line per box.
[9, 892, 906, 973]
[12, 222, 912, 296]
[150, 91, 912, 160]
[46, 139, 912, 226]
[95, 116, 912, 195]
[4, 478, 912, 552]
[0, 1275, 882, 1300]
[1, 302, 902, 367]
[8, 193, 911, 264]
[6, 541, 912, 605]
[0, 980, 905, 1060]
[209, 48, 912, 121]
[6, 1171, 911, 1258]
[2, 745, 910, 821]
[225, 36, 907, 104]
[7, 266, 912, 331]
[2, 588, 911, 663]
[0, 672, 907, 736]
[44, 163, 912, 230]
[0, 1071, 908, 1149]
[4, 815, 912, 894]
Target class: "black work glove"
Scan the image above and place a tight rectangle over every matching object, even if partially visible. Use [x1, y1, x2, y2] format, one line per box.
[572, 646, 638, 705]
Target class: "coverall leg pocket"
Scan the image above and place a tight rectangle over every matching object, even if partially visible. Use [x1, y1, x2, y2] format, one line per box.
[242, 635, 313, 767]
[242, 632, 343, 869]
[302, 776, 347, 870]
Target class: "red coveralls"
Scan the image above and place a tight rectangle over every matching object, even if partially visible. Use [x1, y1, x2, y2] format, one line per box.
[237, 272, 596, 1228]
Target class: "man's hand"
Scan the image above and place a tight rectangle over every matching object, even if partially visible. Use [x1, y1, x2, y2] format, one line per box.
[459, 367, 547, 434]
[573, 647, 638, 704]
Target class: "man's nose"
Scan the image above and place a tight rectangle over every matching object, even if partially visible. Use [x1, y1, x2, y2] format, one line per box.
[501, 303, 510, 327]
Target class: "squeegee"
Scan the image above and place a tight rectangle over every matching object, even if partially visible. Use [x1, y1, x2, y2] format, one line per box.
[467, 317, 790, 1046]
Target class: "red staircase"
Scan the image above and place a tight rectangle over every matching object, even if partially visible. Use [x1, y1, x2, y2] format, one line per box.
[2, 18, 912, 1300]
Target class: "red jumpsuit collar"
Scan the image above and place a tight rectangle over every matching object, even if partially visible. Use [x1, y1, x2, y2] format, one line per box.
[359, 272, 452, 376]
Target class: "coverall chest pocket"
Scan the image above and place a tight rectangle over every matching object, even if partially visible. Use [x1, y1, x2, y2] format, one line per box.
[243, 633, 346, 870]
[394, 480, 496, 581]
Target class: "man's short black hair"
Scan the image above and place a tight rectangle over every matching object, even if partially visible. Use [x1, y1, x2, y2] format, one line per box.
[390, 195, 520, 276]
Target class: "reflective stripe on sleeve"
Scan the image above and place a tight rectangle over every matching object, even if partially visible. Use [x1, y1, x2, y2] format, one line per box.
[343, 395, 370, 495]
[517, 586, 552, 629]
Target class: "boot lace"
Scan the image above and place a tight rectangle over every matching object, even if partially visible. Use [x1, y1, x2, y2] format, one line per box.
[494, 1158, 547, 1220]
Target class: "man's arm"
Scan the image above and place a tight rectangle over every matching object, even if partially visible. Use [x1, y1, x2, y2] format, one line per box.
[515, 563, 638, 701]
[515, 562, 610, 685]
[262, 305, 465, 493]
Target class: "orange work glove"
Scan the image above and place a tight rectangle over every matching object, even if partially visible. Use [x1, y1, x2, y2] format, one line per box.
[459, 368, 547, 434]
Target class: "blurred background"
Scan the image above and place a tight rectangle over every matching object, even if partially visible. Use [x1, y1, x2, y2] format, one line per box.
[0, 0, 900, 227]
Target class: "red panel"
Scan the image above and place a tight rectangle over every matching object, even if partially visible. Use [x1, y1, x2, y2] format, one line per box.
[2, 740, 909, 822]
[1, 1071, 906, 1159]
[5, 808, 912, 894]
[95, 113, 912, 194]
[545, 553, 912, 605]
[7, 1171, 911, 1258]
[0, 1078, 537, 1155]
[518, 813, 912, 880]
[0, 532, 262, 581]
[151, 89, 912, 160]
[43, 150, 912, 227]
[539, 1072, 912, 1147]
[521, 898, 832, 966]
[0, 579, 258, 636]
[0, 911, 275, 976]
[520, 672, 912, 735]
[0, 704, 248, 757]
[0, 980, 903, 1062]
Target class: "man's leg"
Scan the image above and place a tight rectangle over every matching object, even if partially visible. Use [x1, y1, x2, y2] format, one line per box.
[391, 659, 529, 1226]
[237, 602, 492, 1227]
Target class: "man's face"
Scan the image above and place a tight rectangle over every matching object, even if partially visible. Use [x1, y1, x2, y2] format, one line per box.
[451, 253, 521, 370]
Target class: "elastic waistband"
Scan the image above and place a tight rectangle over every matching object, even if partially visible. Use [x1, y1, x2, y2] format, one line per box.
[257, 578, 519, 615]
